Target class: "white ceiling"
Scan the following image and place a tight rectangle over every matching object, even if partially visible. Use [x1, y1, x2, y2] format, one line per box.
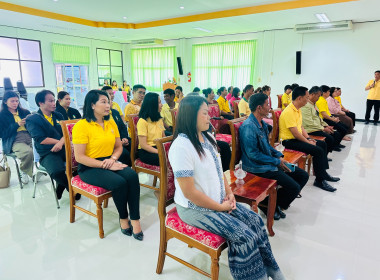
[0, 0, 379, 43]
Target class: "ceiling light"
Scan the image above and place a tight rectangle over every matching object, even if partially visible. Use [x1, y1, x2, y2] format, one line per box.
[123, 16, 127, 19]
[53, 0, 59, 2]
[180, 6, 184, 9]
[193, 27, 213, 33]
[315, 13, 330, 23]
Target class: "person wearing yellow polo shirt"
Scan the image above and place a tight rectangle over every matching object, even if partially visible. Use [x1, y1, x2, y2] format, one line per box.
[281, 85, 292, 110]
[317, 85, 350, 141]
[335, 87, 356, 127]
[25, 90, 80, 200]
[279, 86, 339, 192]
[216, 86, 234, 120]
[238, 84, 254, 117]
[364, 70, 380, 125]
[111, 80, 119, 91]
[124, 84, 146, 118]
[102, 86, 124, 119]
[175, 86, 184, 103]
[122, 80, 131, 94]
[161, 88, 178, 135]
[136, 92, 165, 166]
[0, 91, 33, 183]
[72, 90, 143, 240]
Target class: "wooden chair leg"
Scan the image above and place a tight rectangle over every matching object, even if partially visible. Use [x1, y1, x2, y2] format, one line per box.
[104, 198, 109, 208]
[153, 176, 158, 187]
[210, 256, 220, 280]
[307, 156, 312, 175]
[298, 156, 306, 170]
[69, 191, 75, 223]
[251, 201, 259, 213]
[266, 188, 277, 237]
[96, 202, 104, 239]
[156, 228, 168, 274]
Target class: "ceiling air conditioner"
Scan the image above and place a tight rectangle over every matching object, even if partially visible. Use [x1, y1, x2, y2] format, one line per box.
[131, 39, 164, 46]
[294, 20, 353, 33]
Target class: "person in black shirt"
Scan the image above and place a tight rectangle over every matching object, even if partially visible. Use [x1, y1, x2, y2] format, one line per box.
[55, 91, 81, 120]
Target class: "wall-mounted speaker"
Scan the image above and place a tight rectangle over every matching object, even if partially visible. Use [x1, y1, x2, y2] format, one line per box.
[177, 57, 183, 75]
[296, 51, 301, 75]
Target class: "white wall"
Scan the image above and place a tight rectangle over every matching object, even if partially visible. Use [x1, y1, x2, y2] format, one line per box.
[0, 26, 124, 94]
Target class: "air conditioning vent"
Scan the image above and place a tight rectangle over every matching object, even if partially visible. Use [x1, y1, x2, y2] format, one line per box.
[131, 39, 164, 46]
[294, 21, 353, 33]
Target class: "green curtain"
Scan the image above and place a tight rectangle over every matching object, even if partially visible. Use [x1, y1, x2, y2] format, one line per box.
[131, 47, 176, 92]
[192, 40, 256, 91]
[52, 43, 90, 65]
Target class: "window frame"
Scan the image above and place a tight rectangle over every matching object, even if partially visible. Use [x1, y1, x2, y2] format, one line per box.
[96, 48, 124, 87]
[0, 35, 45, 88]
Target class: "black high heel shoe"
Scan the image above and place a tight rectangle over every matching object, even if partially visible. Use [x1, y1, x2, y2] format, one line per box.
[130, 223, 144, 241]
[120, 220, 132, 236]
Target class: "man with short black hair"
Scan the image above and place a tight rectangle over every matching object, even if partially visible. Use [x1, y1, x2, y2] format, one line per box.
[364, 70, 380, 125]
[240, 93, 309, 219]
[161, 88, 178, 135]
[26, 90, 80, 200]
[279, 86, 340, 192]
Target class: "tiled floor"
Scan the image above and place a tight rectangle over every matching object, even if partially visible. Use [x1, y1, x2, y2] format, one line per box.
[0, 122, 378, 280]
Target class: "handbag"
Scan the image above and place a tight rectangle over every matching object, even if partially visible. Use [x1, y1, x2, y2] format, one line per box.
[0, 154, 11, 189]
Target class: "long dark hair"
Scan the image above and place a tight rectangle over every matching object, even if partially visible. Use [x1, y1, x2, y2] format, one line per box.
[1, 91, 27, 114]
[232, 87, 240, 98]
[56, 91, 70, 106]
[139, 92, 162, 122]
[173, 96, 217, 158]
[217, 86, 226, 96]
[329, 87, 336, 97]
[83, 90, 110, 122]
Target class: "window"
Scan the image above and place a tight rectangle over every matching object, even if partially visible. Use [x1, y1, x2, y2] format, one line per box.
[97, 49, 123, 87]
[0, 36, 44, 87]
[55, 64, 89, 109]
[131, 47, 176, 92]
[192, 40, 256, 90]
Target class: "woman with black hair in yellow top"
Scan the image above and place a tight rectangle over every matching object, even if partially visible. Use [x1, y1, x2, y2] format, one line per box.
[72, 90, 143, 240]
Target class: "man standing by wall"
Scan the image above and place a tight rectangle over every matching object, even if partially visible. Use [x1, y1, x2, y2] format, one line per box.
[364, 70, 380, 125]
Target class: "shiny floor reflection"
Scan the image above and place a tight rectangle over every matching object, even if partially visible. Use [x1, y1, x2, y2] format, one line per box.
[0, 123, 379, 280]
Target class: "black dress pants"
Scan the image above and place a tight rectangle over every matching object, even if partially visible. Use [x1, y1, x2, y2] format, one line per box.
[40, 149, 68, 190]
[78, 166, 140, 220]
[216, 140, 231, 172]
[365, 99, 380, 123]
[283, 139, 329, 181]
[138, 148, 159, 166]
[324, 119, 348, 137]
[253, 166, 309, 209]
[309, 130, 340, 153]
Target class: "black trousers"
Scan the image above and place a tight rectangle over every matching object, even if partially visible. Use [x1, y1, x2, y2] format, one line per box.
[40, 149, 68, 190]
[78, 166, 140, 220]
[283, 139, 329, 181]
[365, 99, 380, 123]
[324, 119, 348, 137]
[138, 148, 159, 166]
[346, 111, 356, 127]
[254, 166, 309, 209]
[216, 140, 231, 172]
[309, 130, 341, 153]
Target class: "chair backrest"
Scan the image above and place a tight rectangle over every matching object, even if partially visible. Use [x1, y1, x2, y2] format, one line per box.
[170, 108, 178, 132]
[61, 120, 80, 180]
[155, 136, 175, 218]
[126, 114, 139, 168]
[19, 97, 30, 110]
[269, 109, 281, 147]
[228, 117, 247, 171]
[277, 95, 283, 109]
[3, 78, 13, 91]
[208, 104, 221, 131]
[32, 140, 40, 163]
[16, 81, 27, 98]
[233, 100, 240, 119]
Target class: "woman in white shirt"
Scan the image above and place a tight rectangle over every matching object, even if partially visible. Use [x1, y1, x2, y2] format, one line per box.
[169, 96, 285, 280]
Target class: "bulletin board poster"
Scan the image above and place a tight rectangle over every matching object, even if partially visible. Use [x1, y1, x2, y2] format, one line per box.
[80, 66, 88, 85]
[65, 66, 73, 86]
[73, 66, 81, 85]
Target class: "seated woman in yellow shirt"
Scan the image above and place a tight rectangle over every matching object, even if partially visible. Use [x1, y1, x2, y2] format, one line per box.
[111, 80, 119, 91]
[137, 92, 165, 166]
[72, 90, 143, 240]
[281, 85, 292, 110]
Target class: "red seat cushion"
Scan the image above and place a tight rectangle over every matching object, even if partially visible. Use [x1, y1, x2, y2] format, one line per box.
[166, 207, 226, 249]
[215, 134, 232, 144]
[71, 175, 111, 196]
[135, 158, 160, 172]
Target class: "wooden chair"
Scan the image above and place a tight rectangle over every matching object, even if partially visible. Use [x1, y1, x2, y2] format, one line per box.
[154, 136, 228, 279]
[277, 94, 283, 109]
[232, 100, 240, 119]
[61, 120, 112, 239]
[208, 104, 232, 144]
[227, 117, 277, 236]
[169, 108, 178, 133]
[126, 114, 160, 190]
